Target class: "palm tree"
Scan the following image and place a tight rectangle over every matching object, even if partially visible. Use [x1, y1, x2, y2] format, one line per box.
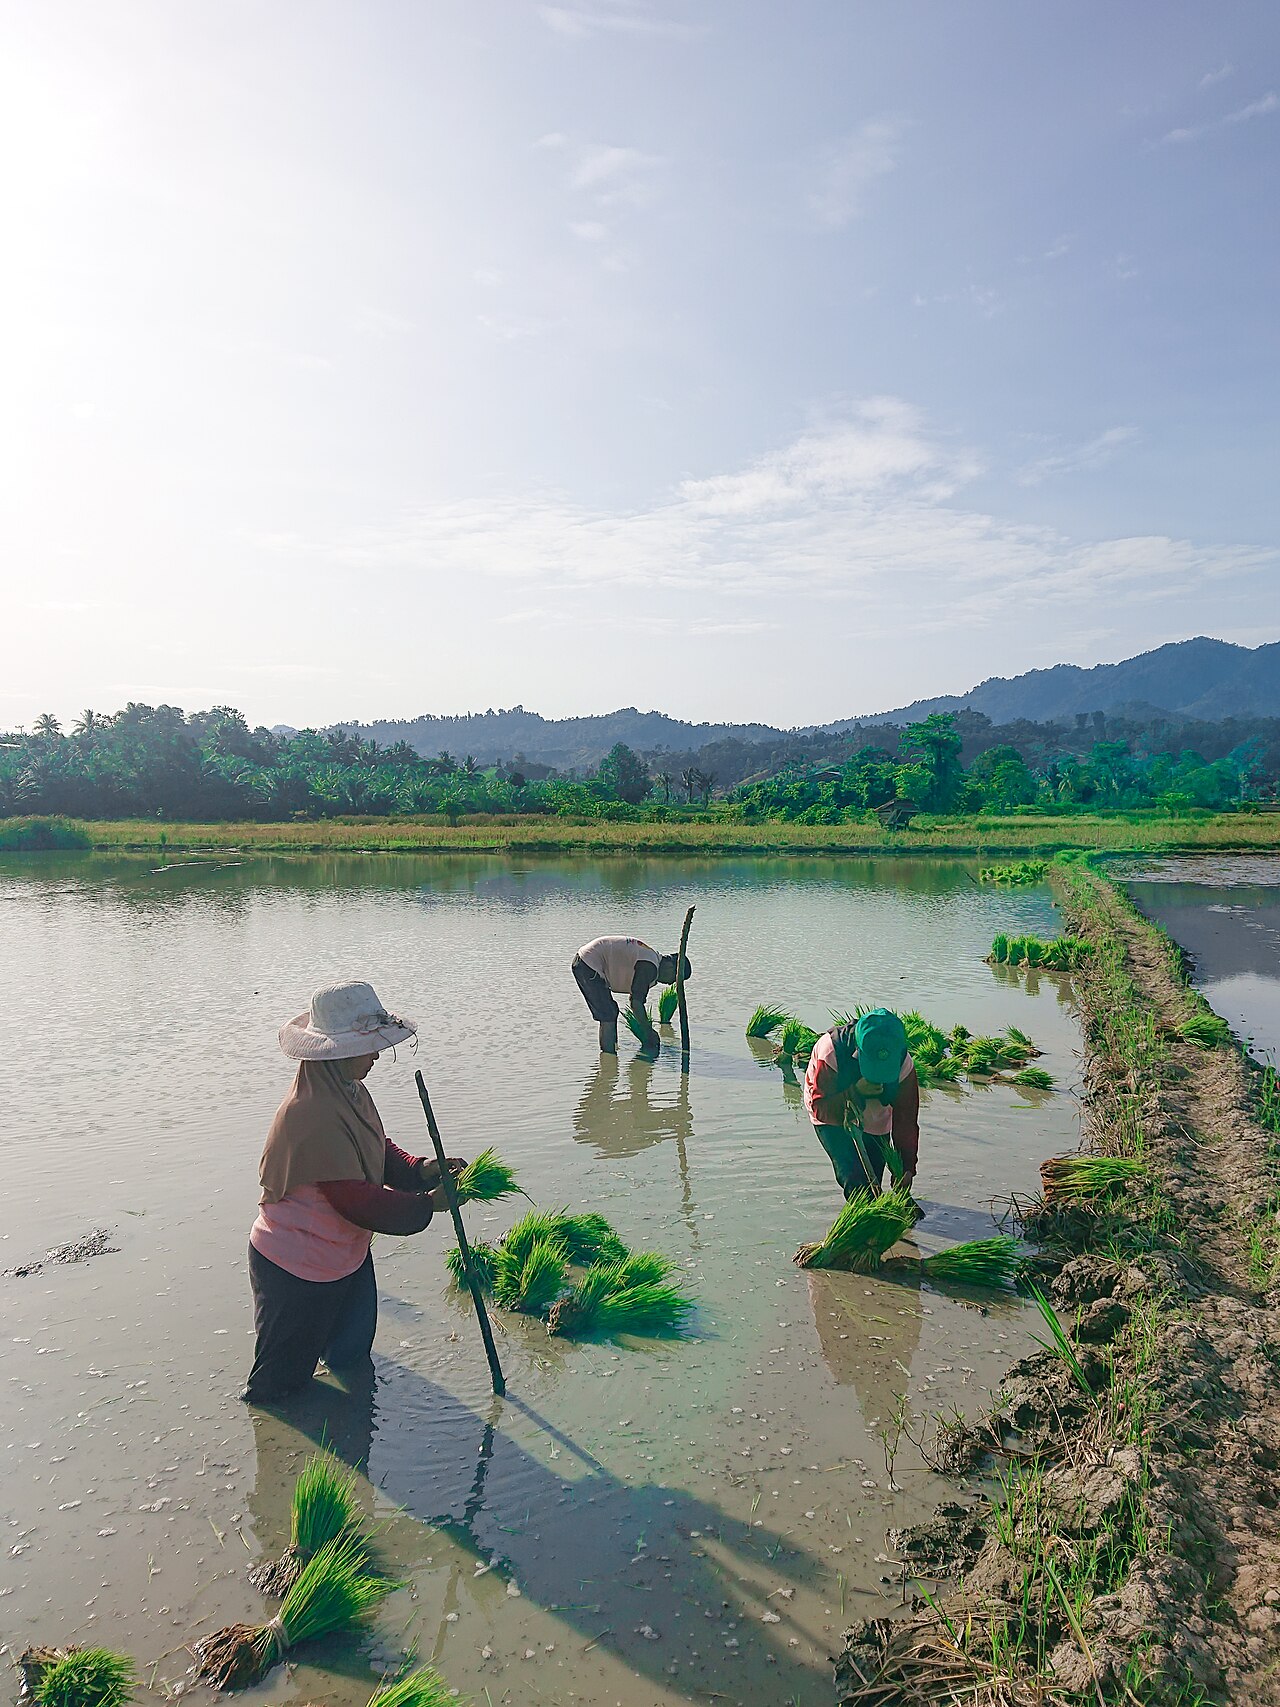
[32, 713, 62, 743]
[696, 768, 716, 806]
[73, 709, 100, 741]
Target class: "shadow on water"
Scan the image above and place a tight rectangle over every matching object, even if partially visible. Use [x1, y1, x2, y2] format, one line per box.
[247, 1363, 828, 1706]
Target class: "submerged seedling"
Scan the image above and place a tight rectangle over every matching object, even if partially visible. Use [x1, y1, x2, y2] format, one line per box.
[251, 1449, 366, 1595]
[794, 1186, 917, 1272]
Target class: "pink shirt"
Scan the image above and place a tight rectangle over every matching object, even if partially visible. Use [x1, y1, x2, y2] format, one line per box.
[251, 1185, 372, 1283]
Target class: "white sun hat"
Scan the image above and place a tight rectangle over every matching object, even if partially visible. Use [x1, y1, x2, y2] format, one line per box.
[279, 980, 417, 1061]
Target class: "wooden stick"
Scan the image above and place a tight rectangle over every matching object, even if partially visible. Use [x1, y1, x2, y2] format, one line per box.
[414, 1070, 505, 1396]
[674, 903, 695, 1063]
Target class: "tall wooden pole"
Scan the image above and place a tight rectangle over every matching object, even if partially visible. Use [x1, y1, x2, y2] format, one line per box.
[414, 1070, 505, 1396]
[674, 904, 695, 1067]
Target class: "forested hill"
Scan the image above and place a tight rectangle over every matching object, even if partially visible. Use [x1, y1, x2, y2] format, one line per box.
[330, 638, 1280, 768]
[332, 707, 782, 771]
[860, 638, 1280, 728]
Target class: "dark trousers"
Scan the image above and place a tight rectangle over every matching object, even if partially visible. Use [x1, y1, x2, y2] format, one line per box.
[572, 954, 619, 1022]
[813, 1124, 889, 1199]
[244, 1243, 378, 1404]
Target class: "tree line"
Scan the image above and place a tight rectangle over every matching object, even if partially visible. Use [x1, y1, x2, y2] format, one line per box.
[1, 702, 1275, 823]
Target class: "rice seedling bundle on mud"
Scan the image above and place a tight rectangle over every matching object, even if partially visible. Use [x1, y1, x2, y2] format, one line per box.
[621, 1004, 660, 1052]
[658, 985, 679, 1024]
[917, 1235, 1023, 1290]
[19, 1648, 135, 1707]
[445, 1208, 695, 1338]
[777, 1017, 819, 1061]
[249, 1450, 365, 1596]
[794, 1187, 918, 1272]
[745, 1005, 791, 1040]
[990, 932, 1091, 971]
[1039, 1154, 1143, 1204]
[367, 1667, 457, 1707]
[452, 1147, 525, 1204]
[193, 1532, 393, 1691]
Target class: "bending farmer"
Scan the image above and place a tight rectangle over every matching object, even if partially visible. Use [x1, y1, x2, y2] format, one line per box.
[243, 980, 464, 1404]
[802, 1007, 919, 1198]
[572, 935, 692, 1055]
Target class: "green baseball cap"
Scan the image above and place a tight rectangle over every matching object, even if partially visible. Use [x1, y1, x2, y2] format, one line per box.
[854, 1008, 908, 1089]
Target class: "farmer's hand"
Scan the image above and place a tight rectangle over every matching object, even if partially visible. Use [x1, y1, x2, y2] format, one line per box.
[417, 1156, 467, 1189]
[427, 1180, 463, 1213]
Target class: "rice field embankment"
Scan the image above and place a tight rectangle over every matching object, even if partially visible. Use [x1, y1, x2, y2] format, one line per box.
[838, 862, 1280, 1705]
[6, 810, 1280, 857]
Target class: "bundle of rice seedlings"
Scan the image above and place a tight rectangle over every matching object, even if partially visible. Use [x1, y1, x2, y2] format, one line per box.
[989, 932, 1010, 963]
[1012, 1066, 1055, 1090]
[547, 1258, 694, 1338]
[979, 860, 1048, 885]
[601, 1249, 675, 1285]
[492, 1237, 568, 1315]
[193, 1532, 394, 1690]
[546, 1210, 629, 1264]
[777, 1018, 819, 1060]
[958, 1037, 1004, 1076]
[250, 1450, 364, 1596]
[1005, 1024, 1035, 1049]
[453, 1148, 526, 1205]
[367, 1667, 456, 1707]
[500, 1209, 570, 1264]
[746, 1004, 792, 1039]
[622, 1005, 659, 1051]
[1180, 1008, 1232, 1049]
[900, 1010, 948, 1067]
[919, 1236, 1022, 1290]
[22, 1649, 135, 1707]
[657, 985, 679, 1025]
[1040, 1154, 1143, 1204]
[1041, 935, 1091, 971]
[793, 1186, 916, 1272]
[444, 1239, 498, 1293]
[914, 1055, 963, 1087]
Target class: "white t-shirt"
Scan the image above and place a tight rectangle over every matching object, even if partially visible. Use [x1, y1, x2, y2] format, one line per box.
[577, 936, 660, 994]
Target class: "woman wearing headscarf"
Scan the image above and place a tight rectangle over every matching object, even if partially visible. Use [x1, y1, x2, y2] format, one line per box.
[242, 980, 465, 1404]
[802, 1007, 919, 1199]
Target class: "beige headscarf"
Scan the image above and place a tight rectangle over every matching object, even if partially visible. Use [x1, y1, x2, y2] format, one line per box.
[259, 1061, 387, 1204]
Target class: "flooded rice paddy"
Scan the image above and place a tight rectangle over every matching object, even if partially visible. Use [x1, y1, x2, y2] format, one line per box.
[1120, 853, 1280, 1061]
[1, 853, 1083, 1707]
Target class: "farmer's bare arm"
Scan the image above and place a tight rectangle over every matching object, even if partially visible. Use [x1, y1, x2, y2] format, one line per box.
[629, 960, 659, 1017]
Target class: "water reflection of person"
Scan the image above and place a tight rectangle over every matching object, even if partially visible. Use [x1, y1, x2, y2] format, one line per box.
[244, 1358, 824, 1707]
[571, 1052, 693, 1159]
[805, 1265, 925, 1433]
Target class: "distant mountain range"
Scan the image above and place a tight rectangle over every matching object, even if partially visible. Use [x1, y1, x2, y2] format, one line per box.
[321, 637, 1280, 769]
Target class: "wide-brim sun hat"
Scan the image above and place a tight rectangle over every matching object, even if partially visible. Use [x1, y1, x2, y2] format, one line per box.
[279, 980, 417, 1061]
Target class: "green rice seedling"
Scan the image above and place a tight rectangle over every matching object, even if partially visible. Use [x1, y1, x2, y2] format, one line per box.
[546, 1211, 629, 1264]
[950, 1022, 970, 1042]
[500, 1209, 570, 1265]
[1041, 935, 1091, 970]
[979, 860, 1048, 885]
[444, 1239, 498, 1293]
[453, 1148, 526, 1204]
[1004, 935, 1028, 966]
[367, 1667, 456, 1707]
[900, 1010, 948, 1067]
[194, 1531, 394, 1690]
[546, 1259, 694, 1337]
[1025, 1284, 1098, 1404]
[919, 1236, 1022, 1290]
[1021, 936, 1044, 967]
[1040, 1154, 1143, 1204]
[492, 1237, 568, 1315]
[778, 1018, 820, 1060]
[793, 1186, 916, 1271]
[990, 932, 1010, 964]
[1180, 1008, 1232, 1049]
[1005, 1024, 1034, 1047]
[601, 1249, 675, 1285]
[29, 1650, 135, 1707]
[658, 985, 679, 1025]
[251, 1449, 366, 1595]
[746, 1004, 792, 1039]
[958, 1037, 1004, 1076]
[622, 1004, 659, 1051]
[829, 1006, 870, 1028]
[1011, 1067, 1055, 1090]
[915, 1055, 963, 1087]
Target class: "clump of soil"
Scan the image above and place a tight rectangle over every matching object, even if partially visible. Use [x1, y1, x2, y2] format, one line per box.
[6, 1228, 118, 1278]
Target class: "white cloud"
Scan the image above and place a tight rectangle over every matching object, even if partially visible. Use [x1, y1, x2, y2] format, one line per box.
[569, 220, 609, 242]
[259, 403, 1270, 632]
[1018, 425, 1138, 486]
[1200, 63, 1234, 88]
[537, 3, 704, 40]
[1162, 90, 1278, 144]
[568, 142, 666, 206]
[806, 118, 904, 229]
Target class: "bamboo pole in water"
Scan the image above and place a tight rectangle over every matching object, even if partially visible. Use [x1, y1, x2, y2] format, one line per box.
[674, 904, 695, 1064]
[414, 1071, 505, 1396]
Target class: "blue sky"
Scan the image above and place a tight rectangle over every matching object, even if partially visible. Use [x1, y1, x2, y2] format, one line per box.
[3, 0, 1277, 729]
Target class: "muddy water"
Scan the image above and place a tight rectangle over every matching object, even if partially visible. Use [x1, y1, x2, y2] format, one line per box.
[1120, 853, 1280, 1060]
[0, 854, 1081, 1707]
